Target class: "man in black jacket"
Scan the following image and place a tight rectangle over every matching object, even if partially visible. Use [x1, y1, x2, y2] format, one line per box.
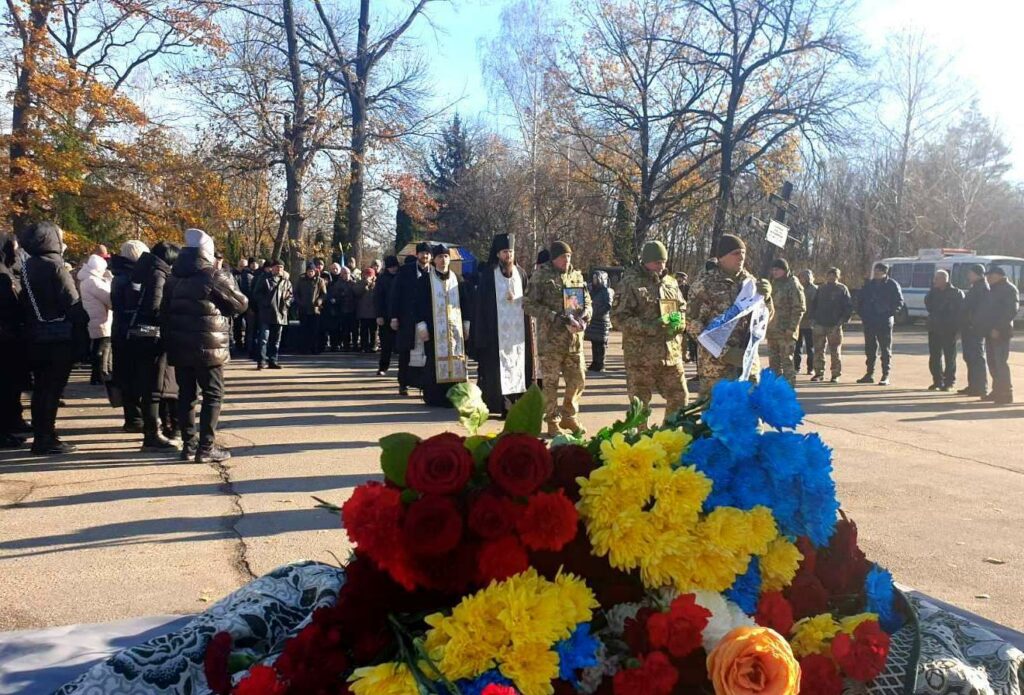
[983, 265, 1019, 405]
[810, 267, 853, 383]
[0, 234, 25, 448]
[923, 269, 963, 391]
[389, 243, 432, 396]
[856, 263, 904, 386]
[375, 255, 400, 376]
[958, 264, 991, 397]
[252, 259, 292, 369]
[110, 240, 150, 431]
[232, 258, 256, 353]
[162, 229, 248, 463]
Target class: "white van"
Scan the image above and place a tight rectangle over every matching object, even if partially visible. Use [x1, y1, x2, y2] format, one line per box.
[875, 249, 1024, 323]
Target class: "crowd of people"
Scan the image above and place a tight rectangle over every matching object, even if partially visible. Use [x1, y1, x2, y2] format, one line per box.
[0, 222, 1019, 458]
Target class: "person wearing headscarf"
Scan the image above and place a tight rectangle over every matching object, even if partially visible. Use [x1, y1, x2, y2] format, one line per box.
[110, 239, 150, 432]
[584, 270, 613, 372]
[77, 254, 113, 385]
[0, 234, 27, 448]
[389, 242, 432, 395]
[414, 243, 469, 407]
[374, 255, 401, 376]
[473, 233, 534, 417]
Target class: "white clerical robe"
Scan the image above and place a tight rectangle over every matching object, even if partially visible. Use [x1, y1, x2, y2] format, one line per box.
[494, 266, 527, 395]
[423, 269, 467, 383]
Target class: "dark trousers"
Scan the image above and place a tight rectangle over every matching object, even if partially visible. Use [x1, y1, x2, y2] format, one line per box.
[359, 319, 377, 352]
[176, 364, 224, 449]
[986, 335, 1013, 399]
[299, 314, 321, 354]
[340, 312, 357, 349]
[589, 340, 607, 370]
[326, 313, 342, 350]
[0, 342, 26, 432]
[259, 324, 283, 364]
[129, 340, 167, 440]
[961, 333, 988, 395]
[113, 337, 143, 427]
[794, 327, 814, 372]
[233, 311, 250, 351]
[927, 331, 958, 387]
[379, 325, 395, 372]
[29, 343, 74, 443]
[863, 322, 893, 375]
[398, 349, 411, 389]
[247, 316, 261, 359]
[90, 336, 111, 383]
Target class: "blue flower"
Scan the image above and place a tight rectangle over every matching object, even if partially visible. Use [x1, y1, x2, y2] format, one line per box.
[457, 670, 515, 695]
[866, 565, 904, 633]
[752, 369, 804, 429]
[683, 437, 737, 491]
[703, 380, 759, 454]
[757, 431, 807, 479]
[725, 556, 762, 615]
[554, 623, 601, 687]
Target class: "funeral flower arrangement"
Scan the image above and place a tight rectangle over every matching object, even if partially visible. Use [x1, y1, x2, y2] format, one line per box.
[205, 372, 907, 695]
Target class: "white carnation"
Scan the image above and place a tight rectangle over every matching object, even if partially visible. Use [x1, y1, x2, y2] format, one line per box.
[695, 591, 753, 653]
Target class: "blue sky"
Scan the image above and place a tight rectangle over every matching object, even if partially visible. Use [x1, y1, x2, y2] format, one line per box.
[403, 0, 1024, 176]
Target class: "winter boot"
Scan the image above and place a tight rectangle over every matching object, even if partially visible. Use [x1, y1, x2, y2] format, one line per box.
[560, 416, 585, 436]
[196, 444, 232, 463]
[856, 373, 874, 384]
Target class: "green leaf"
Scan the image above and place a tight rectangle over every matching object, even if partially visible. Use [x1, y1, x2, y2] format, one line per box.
[400, 488, 421, 505]
[380, 432, 421, 487]
[465, 435, 495, 467]
[503, 384, 544, 436]
[446, 382, 489, 435]
[227, 653, 258, 674]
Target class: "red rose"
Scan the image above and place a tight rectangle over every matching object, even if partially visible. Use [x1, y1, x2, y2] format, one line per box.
[756, 592, 795, 636]
[232, 665, 287, 695]
[476, 535, 529, 584]
[612, 651, 679, 695]
[623, 607, 656, 655]
[342, 482, 404, 559]
[551, 444, 596, 500]
[468, 491, 522, 539]
[406, 432, 473, 495]
[203, 632, 232, 695]
[517, 490, 578, 551]
[798, 654, 843, 695]
[402, 495, 464, 557]
[786, 572, 830, 619]
[646, 594, 710, 659]
[487, 434, 553, 496]
[831, 620, 890, 681]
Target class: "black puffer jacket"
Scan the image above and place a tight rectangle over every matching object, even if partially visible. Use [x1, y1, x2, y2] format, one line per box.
[109, 254, 138, 341]
[161, 247, 248, 368]
[131, 252, 173, 327]
[584, 282, 614, 342]
[17, 223, 81, 332]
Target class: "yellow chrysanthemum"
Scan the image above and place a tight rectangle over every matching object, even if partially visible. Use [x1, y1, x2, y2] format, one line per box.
[760, 537, 804, 591]
[598, 432, 665, 472]
[499, 639, 561, 695]
[839, 612, 879, 634]
[790, 614, 842, 657]
[649, 428, 693, 466]
[348, 662, 418, 695]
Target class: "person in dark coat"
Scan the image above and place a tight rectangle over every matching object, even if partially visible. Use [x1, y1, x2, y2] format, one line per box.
[389, 244, 432, 396]
[585, 270, 613, 372]
[855, 262, 904, 386]
[110, 239, 149, 431]
[474, 233, 534, 416]
[128, 243, 181, 451]
[0, 234, 27, 448]
[326, 266, 357, 350]
[294, 262, 327, 354]
[252, 259, 293, 369]
[982, 265, 1019, 405]
[415, 244, 469, 407]
[323, 262, 344, 350]
[375, 255, 400, 376]
[958, 264, 991, 397]
[17, 222, 86, 455]
[354, 267, 378, 352]
[923, 269, 964, 391]
[232, 258, 256, 354]
[161, 229, 248, 463]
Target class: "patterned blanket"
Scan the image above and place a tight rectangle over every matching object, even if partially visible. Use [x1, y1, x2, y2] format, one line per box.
[55, 562, 1024, 695]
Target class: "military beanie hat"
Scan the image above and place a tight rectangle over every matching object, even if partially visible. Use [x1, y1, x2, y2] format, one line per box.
[415, 241, 431, 254]
[641, 240, 669, 264]
[771, 258, 790, 273]
[550, 240, 572, 259]
[715, 234, 746, 258]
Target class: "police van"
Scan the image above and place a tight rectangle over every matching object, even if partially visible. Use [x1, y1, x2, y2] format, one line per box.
[875, 248, 1024, 323]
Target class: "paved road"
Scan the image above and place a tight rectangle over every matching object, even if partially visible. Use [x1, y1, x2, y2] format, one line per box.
[1, 326, 1022, 631]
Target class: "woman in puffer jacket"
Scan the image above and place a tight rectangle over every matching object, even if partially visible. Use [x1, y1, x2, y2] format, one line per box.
[77, 254, 113, 385]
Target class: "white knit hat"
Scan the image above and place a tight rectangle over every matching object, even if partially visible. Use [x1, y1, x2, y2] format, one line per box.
[184, 228, 215, 260]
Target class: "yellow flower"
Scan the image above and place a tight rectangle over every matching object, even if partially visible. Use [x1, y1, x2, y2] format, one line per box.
[348, 662, 418, 695]
[598, 432, 665, 472]
[839, 613, 879, 634]
[649, 428, 693, 466]
[790, 614, 841, 657]
[499, 640, 560, 695]
[760, 537, 804, 592]
[707, 627, 800, 695]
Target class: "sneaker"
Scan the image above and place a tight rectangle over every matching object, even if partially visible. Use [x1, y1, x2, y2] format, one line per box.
[142, 435, 180, 452]
[810, 375, 824, 382]
[180, 439, 199, 461]
[981, 393, 997, 402]
[376, 370, 387, 376]
[927, 384, 941, 391]
[267, 362, 282, 370]
[856, 374, 874, 384]
[939, 385, 953, 392]
[30, 439, 77, 456]
[878, 375, 891, 386]
[829, 375, 840, 383]
[196, 445, 232, 463]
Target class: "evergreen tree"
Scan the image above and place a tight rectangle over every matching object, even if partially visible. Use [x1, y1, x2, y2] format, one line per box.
[394, 192, 417, 254]
[332, 185, 351, 261]
[425, 114, 475, 243]
[612, 192, 635, 266]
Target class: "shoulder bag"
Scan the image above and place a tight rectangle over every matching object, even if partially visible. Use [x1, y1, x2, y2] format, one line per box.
[22, 270, 73, 343]
[127, 285, 161, 341]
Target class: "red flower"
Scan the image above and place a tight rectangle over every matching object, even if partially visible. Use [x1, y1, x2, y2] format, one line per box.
[487, 434, 553, 496]
[342, 483, 424, 589]
[402, 495, 464, 557]
[468, 491, 522, 539]
[232, 665, 286, 695]
[406, 432, 473, 495]
[551, 444, 596, 500]
[517, 490, 578, 551]
[831, 620, 890, 681]
[623, 608, 656, 655]
[798, 654, 843, 695]
[481, 686, 518, 695]
[756, 592, 795, 636]
[203, 632, 232, 695]
[646, 594, 711, 659]
[612, 651, 679, 695]
[795, 536, 818, 575]
[786, 572, 830, 619]
[477, 535, 529, 584]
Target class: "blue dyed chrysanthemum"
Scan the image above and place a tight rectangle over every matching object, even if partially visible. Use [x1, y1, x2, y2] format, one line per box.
[865, 565, 904, 633]
[554, 623, 601, 687]
[725, 557, 762, 615]
[751, 369, 804, 429]
[457, 670, 515, 695]
[703, 380, 759, 454]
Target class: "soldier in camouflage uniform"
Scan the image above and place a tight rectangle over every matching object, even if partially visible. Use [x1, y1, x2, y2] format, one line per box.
[766, 258, 806, 386]
[810, 267, 853, 383]
[523, 241, 593, 437]
[613, 241, 688, 424]
[686, 235, 773, 393]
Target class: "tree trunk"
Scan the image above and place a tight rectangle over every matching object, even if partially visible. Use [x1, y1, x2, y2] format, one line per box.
[282, 0, 306, 243]
[346, 0, 371, 265]
[272, 204, 288, 259]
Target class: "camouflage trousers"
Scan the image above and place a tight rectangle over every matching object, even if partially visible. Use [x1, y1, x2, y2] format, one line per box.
[625, 359, 689, 421]
[539, 350, 586, 424]
[696, 347, 741, 395]
[812, 324, 844, 377]
[767, 338, 797, 385]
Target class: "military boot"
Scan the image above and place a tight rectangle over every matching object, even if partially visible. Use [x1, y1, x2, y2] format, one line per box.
[560, 416, 585, 436]
[546, 420, 566, 438]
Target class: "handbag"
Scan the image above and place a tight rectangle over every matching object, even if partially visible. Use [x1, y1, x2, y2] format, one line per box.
[127, 285, 161, 340]
[22, 271, 73, 343]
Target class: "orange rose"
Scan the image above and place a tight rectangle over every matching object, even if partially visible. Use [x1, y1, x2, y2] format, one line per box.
[707, 626, 801, 695]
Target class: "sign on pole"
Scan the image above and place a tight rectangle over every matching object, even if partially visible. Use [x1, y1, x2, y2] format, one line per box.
[766, 219, 790, 248]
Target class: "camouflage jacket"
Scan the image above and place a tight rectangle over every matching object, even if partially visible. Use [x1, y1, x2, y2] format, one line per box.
[686, 266, 773, 364]
[767, 273, 805, 341]
[613, 265, 685, 366]
[524, 261, 592, 355]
